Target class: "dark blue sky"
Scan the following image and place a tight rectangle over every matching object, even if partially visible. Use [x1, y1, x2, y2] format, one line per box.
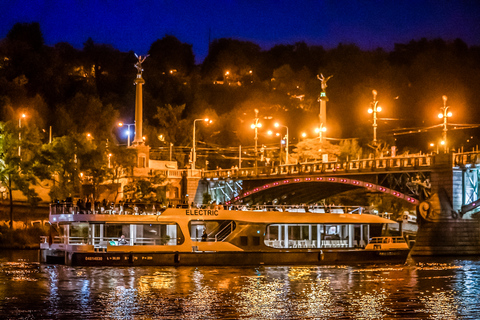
[1, 1, 479, 62]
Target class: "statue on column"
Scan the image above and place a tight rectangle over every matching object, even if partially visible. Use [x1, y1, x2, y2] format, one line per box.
[134, 54, 149, 75]
[317, 73, 333, 91]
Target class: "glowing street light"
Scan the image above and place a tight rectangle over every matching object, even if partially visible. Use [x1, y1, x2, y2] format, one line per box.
[438, 95, 452, 153]
[315, 126, 327, 142]
[368, 90, 382, 145]
[192, 118, 212, 170]
[118, 122, 135, 147]
[274, 123, 289, 165]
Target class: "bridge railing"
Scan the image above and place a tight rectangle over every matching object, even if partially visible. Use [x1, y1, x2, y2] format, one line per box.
[453, 151, 480, 167]
[203, 154, 434, 179]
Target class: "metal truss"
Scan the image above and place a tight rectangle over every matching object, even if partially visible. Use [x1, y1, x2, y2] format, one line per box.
[209, 180, 243, 204]
[380, 172, 431, 200]
[463, 168, 478, 206]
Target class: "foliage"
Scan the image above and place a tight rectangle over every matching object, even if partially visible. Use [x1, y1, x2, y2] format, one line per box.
[123, 173, 167, 202]
[290, 138, 342, 163]
[337, 139, 363, 160]
[0, 121, 43, 227]
[1, 22, 480, 169]
[34, 135, 79, 200]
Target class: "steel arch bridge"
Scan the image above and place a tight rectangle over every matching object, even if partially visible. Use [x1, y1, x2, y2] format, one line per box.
[202, 154, 435, 206]
[224, 176, 419, 205]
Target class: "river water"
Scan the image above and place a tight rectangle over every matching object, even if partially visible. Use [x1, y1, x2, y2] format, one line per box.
[1, 250, 479, 319]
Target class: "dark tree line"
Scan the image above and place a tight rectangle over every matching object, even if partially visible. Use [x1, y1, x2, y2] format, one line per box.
[1, 22, 480, 169]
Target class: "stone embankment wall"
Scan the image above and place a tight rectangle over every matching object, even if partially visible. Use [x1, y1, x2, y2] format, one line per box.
[0, 203, 49, 229]
[411, 219, 480, 255]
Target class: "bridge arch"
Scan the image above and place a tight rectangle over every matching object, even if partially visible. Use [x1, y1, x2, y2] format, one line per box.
[226, 176, 419, 205]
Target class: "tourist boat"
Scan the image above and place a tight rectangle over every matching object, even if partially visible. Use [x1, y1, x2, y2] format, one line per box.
[40, 204, 410, 266]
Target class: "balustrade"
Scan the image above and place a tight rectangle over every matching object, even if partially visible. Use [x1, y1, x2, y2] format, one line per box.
[202, 154, 439, 179]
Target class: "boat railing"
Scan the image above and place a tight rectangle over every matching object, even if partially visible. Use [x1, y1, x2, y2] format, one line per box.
[40, 235, 67, 244]
[49, 202, 375, 216]
[264, 239, 352, 249]
[214, 221, 235, 242]
[41, 236, 179, 247]
[368, 236, 406, 244]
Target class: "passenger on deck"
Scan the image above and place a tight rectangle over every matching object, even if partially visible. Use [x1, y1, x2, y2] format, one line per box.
[201, 229, 207, 242]
[118, 235, 128, 245]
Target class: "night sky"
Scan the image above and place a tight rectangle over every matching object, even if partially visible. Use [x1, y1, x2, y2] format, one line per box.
[1, 1, 479, 62]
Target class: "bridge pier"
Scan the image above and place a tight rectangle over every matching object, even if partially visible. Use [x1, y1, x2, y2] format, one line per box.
[411, 152, 480, 256]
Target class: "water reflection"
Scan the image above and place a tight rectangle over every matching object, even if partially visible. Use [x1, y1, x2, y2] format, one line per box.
[1, 252, 480, 319]
[236, 276, 286, 319]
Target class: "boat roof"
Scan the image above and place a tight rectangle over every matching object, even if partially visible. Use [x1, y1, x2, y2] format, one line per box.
[50, 208, 396, 225]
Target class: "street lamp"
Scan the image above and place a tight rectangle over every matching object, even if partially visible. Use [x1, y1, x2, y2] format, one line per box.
[108, 153, 112, 168]
[315, 126, 327, 142]
[250, 109, 262, 170]
[274, 123, 289, 165]
[438, 95, 452, 153]
[368, 90, 382, 145]
[192, 118, 212, 170]
[118, 122, 135, 147]
[18, 113, 26, 157]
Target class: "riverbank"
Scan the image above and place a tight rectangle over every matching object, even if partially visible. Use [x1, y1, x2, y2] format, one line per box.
[0, 225, 47, 249]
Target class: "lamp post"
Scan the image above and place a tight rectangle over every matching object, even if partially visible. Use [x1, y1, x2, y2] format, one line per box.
[274, 123, 289, 164]
[438, 95, 452, 153]
[315, 126, 327, 142]
[18, 113, 26, 157]
[118, 122, 135, 147]
[192, 118, 212, 170]
[251, 109, 262, 171]
[368, 90, 382, 145]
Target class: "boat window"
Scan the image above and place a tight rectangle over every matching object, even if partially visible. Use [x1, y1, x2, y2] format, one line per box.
[240, 236, 248, 246]
[252, 236, 260, 246]
[69, 223, 89, 244]
[99, 223, 183, 246]
[264, 223, 364, 249]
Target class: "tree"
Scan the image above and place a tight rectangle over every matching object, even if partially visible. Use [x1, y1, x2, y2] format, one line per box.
[154, 104, 190, 146]
[123, 173, 167, 202]
[33, 135, 80, 201]
[77, 138, 112, 202]
[108, 144, 137, 201]
[0, 121, 42, 228]
[291, 138, 341, 163]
